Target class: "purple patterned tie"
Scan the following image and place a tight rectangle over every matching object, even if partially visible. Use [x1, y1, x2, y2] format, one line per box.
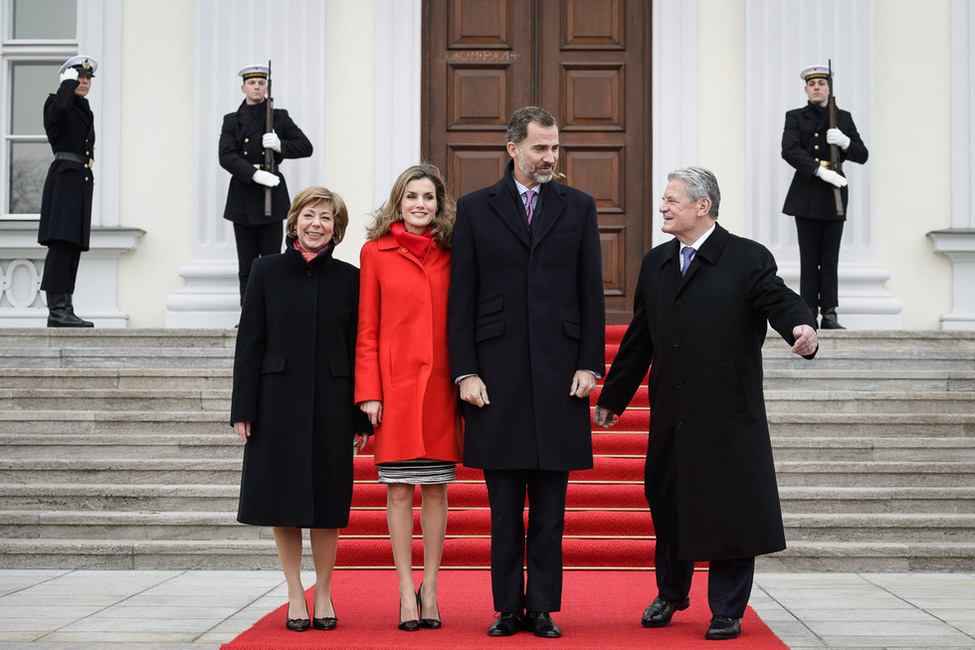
[524, 189, 535, 223]
[681, 246, 696, 276]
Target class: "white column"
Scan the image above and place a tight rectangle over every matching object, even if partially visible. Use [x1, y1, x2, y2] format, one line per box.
[745, 0, 901, 328]
[652, 0, 699, 242]
[165, 0, 327, 327]
[928, 0, 975, 330]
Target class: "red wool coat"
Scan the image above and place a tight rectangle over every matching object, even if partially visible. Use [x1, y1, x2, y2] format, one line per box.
[355, 234, 463, 464]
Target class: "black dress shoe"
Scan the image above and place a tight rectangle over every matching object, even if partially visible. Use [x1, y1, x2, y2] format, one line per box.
[487, 612, 523, 636]
[641, 596, 690, 627]
[417, 582, 441, 629]
[285, 600, 310, 632]
[312, 598, 337, 630]
[526, 611, 562, 638]
[705, 615, 742, 640]
[398, 595, 420, 631]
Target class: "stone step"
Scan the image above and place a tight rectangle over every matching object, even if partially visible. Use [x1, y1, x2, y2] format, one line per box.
[774, 461, 975, 487]
[777, 487, 975, 514]
[0, 329, 236, 349]
[0, 389, 228, 411]
[6, 367, 974, 393]
[760, 350, 975, 371]
[3, 537, 974, 572]
[3, 433, 972, 462]
[0, 410, 228, 435]
[762, 370, 975, 392]
[763, 390, 975, 414]
[2, 484, 970, 516]
[781, 513, 975, 542]
[0, 347, 235, 369]
[0, 368, 232, 390]
[756, 541, 975, 572]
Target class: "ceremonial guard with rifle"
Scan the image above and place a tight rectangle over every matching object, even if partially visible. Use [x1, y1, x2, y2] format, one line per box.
[38, 55, 99, 327]
[220, 63, 313, 302]
[781, 63, 868, 329]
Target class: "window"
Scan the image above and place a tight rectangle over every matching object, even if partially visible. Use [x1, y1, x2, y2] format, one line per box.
[2, 0, 79, 219]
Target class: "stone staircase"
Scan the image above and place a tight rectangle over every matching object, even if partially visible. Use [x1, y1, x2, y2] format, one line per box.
[1, 328, 974, 572]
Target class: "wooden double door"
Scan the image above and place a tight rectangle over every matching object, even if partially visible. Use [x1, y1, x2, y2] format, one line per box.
[422, 0, 652, 323]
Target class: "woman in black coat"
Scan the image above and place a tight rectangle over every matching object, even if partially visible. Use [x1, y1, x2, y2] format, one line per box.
[231, 186, 372, 632]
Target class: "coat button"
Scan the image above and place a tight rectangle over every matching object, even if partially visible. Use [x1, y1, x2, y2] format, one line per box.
[677, 422, 685, 430]
[814, 145, 819, 150]
[244, 138, 249, 143]
[306, 270, 312, 277]
[676, 380, 684, 389]
[675, 298, 682, 306]
[673, 339, 681, 347]
[243, 151, 248, 156]
[814, 132, 819, 137]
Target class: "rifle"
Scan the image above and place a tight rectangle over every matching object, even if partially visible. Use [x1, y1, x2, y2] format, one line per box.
[826, 59, 844, 217]
[263, 59, 275, 218]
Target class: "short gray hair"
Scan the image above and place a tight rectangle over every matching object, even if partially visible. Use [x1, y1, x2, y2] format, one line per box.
[506, 106, 557, 146]
[667, 166, 720, 219]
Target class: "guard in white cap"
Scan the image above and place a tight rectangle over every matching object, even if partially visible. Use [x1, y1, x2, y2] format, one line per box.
[781, 63, 869, 329]
[219, 63, 313, 302]
[37, 54, 101, 327]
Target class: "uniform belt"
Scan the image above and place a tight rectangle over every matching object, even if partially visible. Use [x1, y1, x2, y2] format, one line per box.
[54, 152, 89, 165]
[819, 160, 834, 171]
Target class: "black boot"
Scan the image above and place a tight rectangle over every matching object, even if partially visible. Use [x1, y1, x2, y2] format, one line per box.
[46, 292, 94, 328]
[820, 308, 845, 330]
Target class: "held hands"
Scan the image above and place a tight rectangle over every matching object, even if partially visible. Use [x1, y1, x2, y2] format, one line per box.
[592, 406, 619, 429]
[60, 67, 78, 83]
[826, 128, 851, 150]
[262, 132, 282, 153]
[354, 432, 372, 453]
[359, 400, 383, 426]
[252, 169, 280, 187]
[569, 370, 597, 398]
[459, 376, 490, 408]
[233, 421, 251, 443]
[791, 324, 819, 357]
[815, 166, 848, 188]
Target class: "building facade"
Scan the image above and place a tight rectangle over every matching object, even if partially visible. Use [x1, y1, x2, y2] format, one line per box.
[0, 0, 972, 329]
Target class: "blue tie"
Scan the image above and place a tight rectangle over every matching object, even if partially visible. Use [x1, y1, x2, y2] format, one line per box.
[681, 246, 696, 276]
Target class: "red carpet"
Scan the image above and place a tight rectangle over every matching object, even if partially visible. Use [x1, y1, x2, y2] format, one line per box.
[221, 570, 787, 649]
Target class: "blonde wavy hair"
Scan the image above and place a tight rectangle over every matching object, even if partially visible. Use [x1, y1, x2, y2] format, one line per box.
[285, 186, 349, 245]
[366, 164, 455, 246]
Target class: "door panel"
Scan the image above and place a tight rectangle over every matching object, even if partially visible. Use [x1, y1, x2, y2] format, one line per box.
[423, 0, 649, 323]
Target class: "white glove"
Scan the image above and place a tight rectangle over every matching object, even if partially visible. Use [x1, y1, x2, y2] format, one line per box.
[252, 170, 280, 187]
[826, 128, 851, 150]
[60, 67, 78, 83]
[262, 132, 282, 153]
[815, 166, 848, 188]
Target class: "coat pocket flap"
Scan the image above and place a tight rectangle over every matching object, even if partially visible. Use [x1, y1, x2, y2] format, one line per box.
[261, 355, 286, 374]
[475, 317, 504, 343]
[330, 358, 352, 377]
[476, 294, 504, 317]
[562, 319, 581, 340]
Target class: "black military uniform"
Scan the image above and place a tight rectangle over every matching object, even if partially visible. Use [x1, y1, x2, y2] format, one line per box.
[782, 65, 868, 328]
[219, 64, 313, 302]
[38, 55, 98, 328]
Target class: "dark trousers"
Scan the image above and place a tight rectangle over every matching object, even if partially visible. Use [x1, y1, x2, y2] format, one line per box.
[795, 216, 844, 313]
[233, 222, 283, 302]
[40, 240, 83, 294]
[654, 540, 755, 618]
[482, 469, 569, 613]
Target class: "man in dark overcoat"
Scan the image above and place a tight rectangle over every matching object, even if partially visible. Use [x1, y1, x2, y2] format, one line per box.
[594, 167, 818, 641]
[448, 106, 605, 639]
[220, 64, 313, 302]
[782, 64, 868, 329]
[38, 55, 99, 327]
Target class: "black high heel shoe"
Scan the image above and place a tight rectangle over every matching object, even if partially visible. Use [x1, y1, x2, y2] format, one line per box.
[417, 582, 442, 629]
[285, 599, 311, 632]
[398, 594, 420, 631]
[313, 597, 338, 630]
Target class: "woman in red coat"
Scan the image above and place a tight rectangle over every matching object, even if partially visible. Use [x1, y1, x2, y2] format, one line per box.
[355, 164, 463, 631]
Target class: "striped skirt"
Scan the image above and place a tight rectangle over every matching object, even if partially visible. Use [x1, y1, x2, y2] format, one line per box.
[377, 459, 457, 485]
